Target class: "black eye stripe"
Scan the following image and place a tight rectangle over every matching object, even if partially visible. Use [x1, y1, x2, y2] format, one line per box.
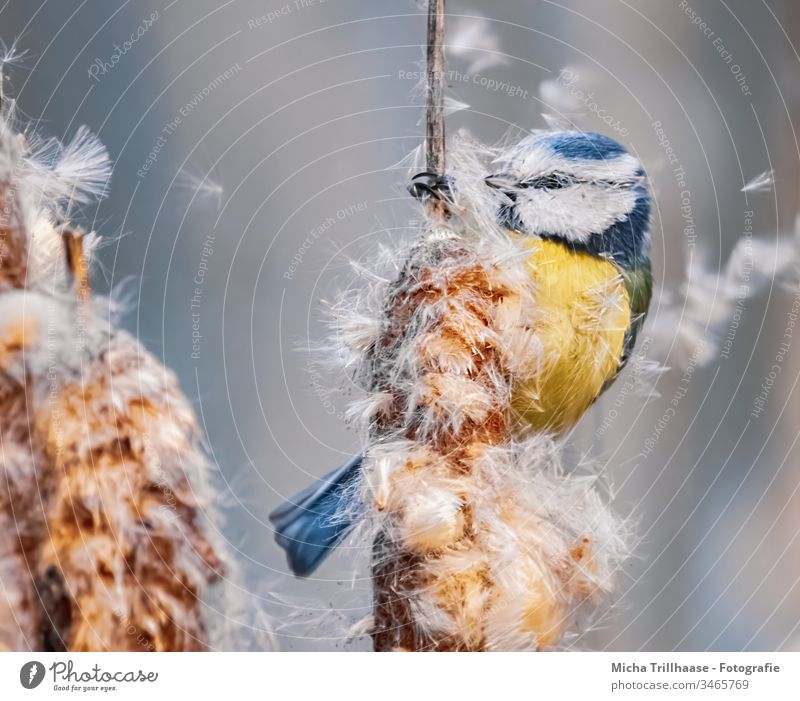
[519, 173, 575, 190]
[516, 174, 641, 190]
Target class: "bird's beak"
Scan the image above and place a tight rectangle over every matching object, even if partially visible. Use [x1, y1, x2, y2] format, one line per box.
[484, 174, 514, 190]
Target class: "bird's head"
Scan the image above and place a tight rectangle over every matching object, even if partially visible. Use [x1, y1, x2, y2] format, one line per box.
[485, 131, 651, 269]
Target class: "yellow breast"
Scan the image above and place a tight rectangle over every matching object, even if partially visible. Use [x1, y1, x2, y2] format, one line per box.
[512, 238, 631, 433]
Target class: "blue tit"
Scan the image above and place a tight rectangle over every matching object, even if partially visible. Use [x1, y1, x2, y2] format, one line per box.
[270, 131, 652, 577]
[484, 130, 652, 432]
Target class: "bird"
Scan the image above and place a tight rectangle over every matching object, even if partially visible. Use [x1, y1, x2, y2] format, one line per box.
[484, 130, 652, 431]
[270, 130, 652, 577]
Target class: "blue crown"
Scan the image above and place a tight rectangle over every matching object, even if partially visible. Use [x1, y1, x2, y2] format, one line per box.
[487, 131, 651, 270]
[540, 132, 628, 161]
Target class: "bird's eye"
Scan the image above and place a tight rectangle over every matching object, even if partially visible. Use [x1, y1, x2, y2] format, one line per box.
[521, 173, 574, 190]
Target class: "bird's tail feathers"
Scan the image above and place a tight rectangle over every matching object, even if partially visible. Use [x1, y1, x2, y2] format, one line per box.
[269, 455, 362, 577]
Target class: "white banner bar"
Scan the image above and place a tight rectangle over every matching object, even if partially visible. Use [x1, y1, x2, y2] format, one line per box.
[1, 652, 798, 700]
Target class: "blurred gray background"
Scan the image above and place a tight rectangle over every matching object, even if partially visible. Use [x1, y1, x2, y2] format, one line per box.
[4, 0, 800, 650]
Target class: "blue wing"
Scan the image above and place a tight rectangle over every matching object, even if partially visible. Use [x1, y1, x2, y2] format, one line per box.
[269, 455, 363, 577]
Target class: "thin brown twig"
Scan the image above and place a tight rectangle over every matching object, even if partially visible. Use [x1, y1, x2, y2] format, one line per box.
[425, 0, 447, 219]
[425, 0, 446, 174]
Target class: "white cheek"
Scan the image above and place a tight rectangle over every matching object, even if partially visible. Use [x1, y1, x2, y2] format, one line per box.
[514, 184, 637, 242]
